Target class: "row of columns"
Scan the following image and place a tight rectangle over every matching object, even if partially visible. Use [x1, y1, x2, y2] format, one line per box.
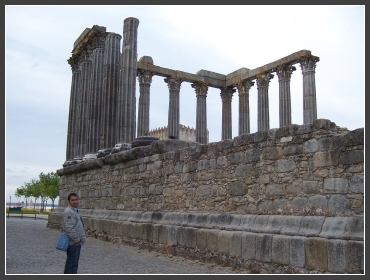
[135, 55, 319, 145]
[66, 18, 139, 161]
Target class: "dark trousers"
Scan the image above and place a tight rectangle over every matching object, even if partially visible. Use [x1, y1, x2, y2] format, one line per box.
[64, 244, 81, 274]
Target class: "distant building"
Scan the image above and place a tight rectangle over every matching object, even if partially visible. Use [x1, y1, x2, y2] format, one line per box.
[148, 124, 209, 143]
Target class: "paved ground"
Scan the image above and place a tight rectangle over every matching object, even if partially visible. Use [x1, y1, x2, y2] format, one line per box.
[6, 216, 244, 274]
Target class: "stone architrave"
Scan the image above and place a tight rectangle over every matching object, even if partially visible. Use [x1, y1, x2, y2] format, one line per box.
[299, 55, 320, 124]
[256, 73, 274, 132]
[75, 50, 93, 157]
[100, 32, 122, 149]
[236, 79, 254, 135]
[191, 83, 209, 144]
[66, 61, 82, 160]
[275, 64, 296, 127]
[165, 77, 183, 140]
[220, 87, 235, 140]
[117, 17, 140, 144]
[87, 39, 105, 154]
[137, 70, 153, 137]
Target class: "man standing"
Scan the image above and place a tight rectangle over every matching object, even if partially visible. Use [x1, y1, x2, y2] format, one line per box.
[62, 192, 86, 274]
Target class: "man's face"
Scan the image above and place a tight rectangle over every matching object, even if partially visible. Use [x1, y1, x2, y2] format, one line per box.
[68, 195, 79, 208]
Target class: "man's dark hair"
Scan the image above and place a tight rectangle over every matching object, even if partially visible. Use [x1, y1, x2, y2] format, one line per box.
[68, 192, 79, 200]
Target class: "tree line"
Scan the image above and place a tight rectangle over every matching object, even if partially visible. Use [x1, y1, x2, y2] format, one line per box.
[14, 171, 59, 211]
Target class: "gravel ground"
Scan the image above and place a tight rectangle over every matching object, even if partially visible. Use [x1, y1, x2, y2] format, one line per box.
[6, 217, 243, 274]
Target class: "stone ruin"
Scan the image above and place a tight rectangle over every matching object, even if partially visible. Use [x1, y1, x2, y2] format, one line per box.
[48, 18, 363, 274]
[65, 17, 320, 164]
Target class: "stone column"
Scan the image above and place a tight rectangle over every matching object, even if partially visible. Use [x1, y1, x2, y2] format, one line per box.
[256, 73, 274, 132]
[191, 83, 208, 144]
[100, 32, 121, 149]
[66, 60, 82, 161]
[117, 17, 139, 143]
[87, 42, 105, 154]
[236, 80, 254, 135]
[275, 64, 296, 127]
[299, 55, 320, 124]
[75, 51, 92, 157]
[137, 70, 153, 137]
[220, 87, 235, 140]
[165, 77, 182, 139]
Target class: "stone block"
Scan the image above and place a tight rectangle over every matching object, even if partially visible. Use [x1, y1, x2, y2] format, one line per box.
[275, 159, 296, 172]
[229, 231, 242, 257]
[342, 128, 364, 147]
[218, 231, 233, 254]
[328, 195, 352, 215]
[241, 232, 257, 260]
[304, 139, 319, 153]
[229, 181, 247, 196]
[157, 224, 168, 244]
[265, 184, 284, 196]
[245, 148, 261, 163]
[308, 195, 328, 210]
[262, 146, 283, 160]
[207, 229, 220, 252]
[196, 229, 208, 250]
[290, 236, 306, 268]
[255, 234, 272, 262]
[305, 237, 328, 271]
[349, 174, 364, 193]
[240, 215, 257, 231]
[298, 216, 325, 237]
[312, 150, 340, 168]
[251, 215, 270, 233]
[166, 226, 177, 246]
[345, 240, 364, 273]
[319, 217, 349, 239]
[284, 144, 304, 156]
[265, 215, 285, 234]
[128, 222, 141, 239]
[328, 239, 346, 273]
[323, 178, 349, 194]
[340, 216, 364, 241]
[272, 235, 290, 265]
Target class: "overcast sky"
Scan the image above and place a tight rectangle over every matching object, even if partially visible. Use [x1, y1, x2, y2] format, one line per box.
[5, 5, 364, 205]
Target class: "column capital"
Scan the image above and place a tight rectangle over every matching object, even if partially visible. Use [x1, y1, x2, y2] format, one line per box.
[191, 82, 208, 97]
[164, 76, 182, 91]
[236, 79, 255, 96]
[256, 73, 274, 89]
[137, 70, 153, 85]
[220, 87, 235, 102]
[273, 64, 296, 81]
[299, 55, 320, 74]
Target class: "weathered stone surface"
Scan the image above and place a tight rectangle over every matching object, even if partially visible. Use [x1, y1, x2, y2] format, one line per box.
[319, 217, 349, 239]
[349, 174, 364, 193]
[298, 216, 325, 237]
[305, 237, 328, 271]
[345, 240, 364, 273]
[255, 234, 272, 262]
[328, 239, 347, 273]
[290, 236, 306, 268]
[323, 178, 349, 194]
[271, 235, 290, 265]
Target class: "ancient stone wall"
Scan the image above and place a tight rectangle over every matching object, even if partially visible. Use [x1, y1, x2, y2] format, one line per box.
[48, 119, 364, 273]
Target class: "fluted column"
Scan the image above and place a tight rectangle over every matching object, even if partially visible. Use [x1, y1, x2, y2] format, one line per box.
[66, 61, 82, 160]
[275, 64, 296, 127]
[100, 32, 121, 149]
[236, 80, 254, 135]
[220, 87, 235, 140]
[117, 17, 139, 143]
[165, 77, 182, 139]
[256, 73, 274, 132]
[137, 70, 153, 137]
[191, 83, 208, 144]
[299, 55, 320, 124]
[75, 51, 92, 157]
[87, 45, 105, 153]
